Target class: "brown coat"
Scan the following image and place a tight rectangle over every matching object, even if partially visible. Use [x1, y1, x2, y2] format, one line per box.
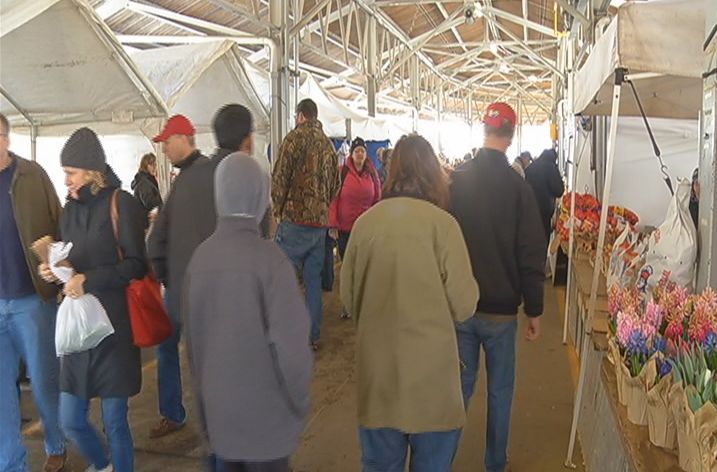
[271, 119, 340, 226]
[341, 197, 479, 433]
[10, 153, 62, 301]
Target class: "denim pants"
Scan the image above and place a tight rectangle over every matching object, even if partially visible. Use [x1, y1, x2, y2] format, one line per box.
[0, 294, 64, 472]
[275, 221, 325, 343]
[321, 231, 335, 292]
[456, 315, 517, 472]
[359, 427, 461, 472]
[156, 291, 186, 424]
[60, 393, 133, 471]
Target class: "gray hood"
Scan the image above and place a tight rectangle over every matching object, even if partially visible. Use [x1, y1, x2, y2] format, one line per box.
[214, 151, 270, 224]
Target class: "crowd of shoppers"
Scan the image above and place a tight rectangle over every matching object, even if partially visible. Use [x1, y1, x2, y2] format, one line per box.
[2, 98, 561, 472]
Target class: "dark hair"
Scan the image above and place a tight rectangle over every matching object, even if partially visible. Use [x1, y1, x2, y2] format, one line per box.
[139, 153, 156, 173]
[0, 113, 9, 134]
[383, 134, 449, 210]
[296, 99, 318, 120]
[213, 104, 253, 151]
[484, 122, 515, 139]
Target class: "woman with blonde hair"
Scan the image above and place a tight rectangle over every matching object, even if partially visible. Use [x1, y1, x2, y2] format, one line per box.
[39, 127, 147, 472]
[340, 134, 479, 472]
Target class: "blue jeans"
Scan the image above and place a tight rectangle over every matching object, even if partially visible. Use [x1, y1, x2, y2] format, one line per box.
[156, 292, 186, 424]
[359, 427, 461, 472]
[0, 295, 64, 472]
[275, 222, 325, 343]
[60, 393, 133, 472]
[456, 315, 517, 472]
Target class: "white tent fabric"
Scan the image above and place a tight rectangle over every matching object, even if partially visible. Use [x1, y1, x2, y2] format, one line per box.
[131, 41, 269, 135]
[299, 75, 389, 140]
[573, 0, 704, 119]
[0, 0, 167, 132]
[131, 41, 271, 163]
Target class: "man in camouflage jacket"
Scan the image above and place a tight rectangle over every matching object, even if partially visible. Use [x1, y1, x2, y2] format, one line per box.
[272, 98, 339, 349]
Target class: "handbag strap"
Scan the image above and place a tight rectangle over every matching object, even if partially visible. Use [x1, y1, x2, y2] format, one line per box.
[110, 189, 125, 261]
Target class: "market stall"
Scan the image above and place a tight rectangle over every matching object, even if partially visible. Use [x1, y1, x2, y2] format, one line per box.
[0, 0, 169, 192]
[562, 0, 707, 469]
[131, 40, 271, 167]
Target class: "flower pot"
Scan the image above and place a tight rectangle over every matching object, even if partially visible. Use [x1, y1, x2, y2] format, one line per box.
[625, 357, 656, 426]
[646, 373, 676, 450]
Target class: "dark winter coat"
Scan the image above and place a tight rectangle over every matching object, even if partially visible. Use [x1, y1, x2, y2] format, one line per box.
[450, 148, 547, 317]
[131, 171, 162, 213]
[59, 167, 147, 399]
[525, 149, 565, 235]
[148, 150, 213, 318]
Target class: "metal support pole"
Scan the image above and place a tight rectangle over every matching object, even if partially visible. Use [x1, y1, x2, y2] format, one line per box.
[270, 0, 289, 164]
[292, 0, 301, 115]
[565, 73, 623, 468]
[367, 15, 377, 118]
[517, 96, 523, 152]
[30, 125, 37, 162]
[436, 83, 443, 154]
[345, 119, 352, 141]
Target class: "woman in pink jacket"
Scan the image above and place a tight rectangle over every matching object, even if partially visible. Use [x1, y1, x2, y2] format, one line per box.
[329, 137, 382, 255]
[329, 137, 381, 317]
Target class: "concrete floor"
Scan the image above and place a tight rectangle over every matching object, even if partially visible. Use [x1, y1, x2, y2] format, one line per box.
[22, 279, 584, 472]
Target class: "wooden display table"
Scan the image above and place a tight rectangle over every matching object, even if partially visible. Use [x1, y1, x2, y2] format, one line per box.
[576, 343, 681, 472]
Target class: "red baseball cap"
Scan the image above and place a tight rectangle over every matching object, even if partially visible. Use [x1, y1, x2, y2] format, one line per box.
[153, 115, 195, 143]
[482, 102, 517, 128]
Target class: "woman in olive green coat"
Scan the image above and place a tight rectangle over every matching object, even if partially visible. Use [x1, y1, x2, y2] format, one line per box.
[341, 134, 479, 472]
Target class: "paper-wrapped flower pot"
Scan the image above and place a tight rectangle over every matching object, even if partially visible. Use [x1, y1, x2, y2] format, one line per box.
[646, 373, 677, 450]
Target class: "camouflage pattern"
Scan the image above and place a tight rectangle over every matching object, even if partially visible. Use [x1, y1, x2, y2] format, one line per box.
[272, 119, 340, 226]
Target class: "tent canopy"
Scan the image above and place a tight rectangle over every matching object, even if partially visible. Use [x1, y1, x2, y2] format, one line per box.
[0, 0, 166, 132]
[573, 0, 704, 119]
[130, 41, 270, 135]
[299, 75, 389, 140]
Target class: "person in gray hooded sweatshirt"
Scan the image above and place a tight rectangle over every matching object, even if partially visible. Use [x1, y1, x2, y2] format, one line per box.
[183, 151, 313, 472]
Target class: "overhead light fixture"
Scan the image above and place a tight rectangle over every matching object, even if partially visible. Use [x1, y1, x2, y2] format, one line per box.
[529, 74, 538, 82]
[499, 63, 511, 74]
[610, 0, 627, 7]
[489, 42, 499, 55]
[464, 0, 482, 25]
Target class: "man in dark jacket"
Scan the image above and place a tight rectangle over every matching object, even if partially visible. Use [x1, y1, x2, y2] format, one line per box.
[148, 114, 213, 438]
[0, 113, 66, 472]
[450, 102, 546, 472]
[525, 148, 565, 240]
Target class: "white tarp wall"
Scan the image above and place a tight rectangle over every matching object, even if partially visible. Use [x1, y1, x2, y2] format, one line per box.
[573, 0, 704, 119]
[0, 0, 166, 133]
[610, 117, 698, 227]
[131, 41, 270, 166]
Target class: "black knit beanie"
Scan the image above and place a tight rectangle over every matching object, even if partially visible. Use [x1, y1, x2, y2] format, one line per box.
[350, 137, 366, 155]
[60, 127, 106, 171]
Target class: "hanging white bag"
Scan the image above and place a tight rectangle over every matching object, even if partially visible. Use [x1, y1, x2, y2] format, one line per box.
[49, 242, 114, 356]
[637, 180, 697, 296]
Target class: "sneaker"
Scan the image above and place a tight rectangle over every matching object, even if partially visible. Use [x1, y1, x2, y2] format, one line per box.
[340, 308, 351, 319]
[149, 418, 186, 439]
[85, 465, 113, 472]
[310, 341, 320, 352]
[44, 451, 67, 472]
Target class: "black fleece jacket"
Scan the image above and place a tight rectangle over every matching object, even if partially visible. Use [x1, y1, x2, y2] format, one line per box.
[450, 148, 547, 317]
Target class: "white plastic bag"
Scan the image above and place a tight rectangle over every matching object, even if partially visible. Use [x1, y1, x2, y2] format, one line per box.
[637, 180, 697, 295]
[49, 242, 115, 356]
[55, 295, 115, 356]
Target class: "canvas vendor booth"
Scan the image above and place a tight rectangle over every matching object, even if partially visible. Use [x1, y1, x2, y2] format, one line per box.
[0, 0, 170, 194]
[559, 0, 710, 470]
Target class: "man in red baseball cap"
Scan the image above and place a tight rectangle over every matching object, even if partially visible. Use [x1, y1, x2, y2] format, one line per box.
[148, 113, 210, 439]
[449, 102, 546, 472]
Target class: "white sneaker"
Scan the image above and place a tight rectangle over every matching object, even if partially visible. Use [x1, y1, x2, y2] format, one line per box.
[86, 465, 114, 472]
